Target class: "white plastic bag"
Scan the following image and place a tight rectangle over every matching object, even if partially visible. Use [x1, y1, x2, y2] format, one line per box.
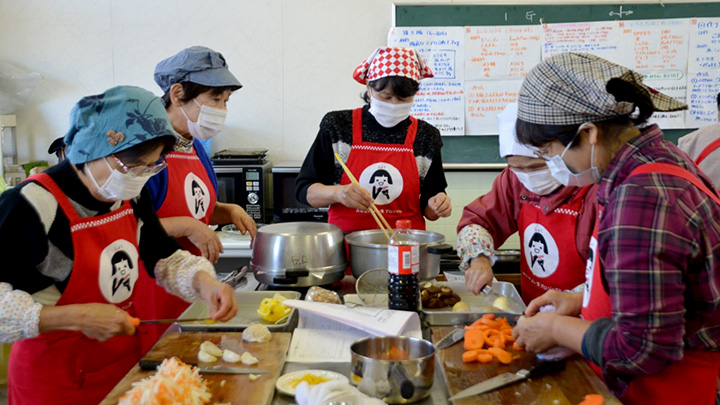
[0, 61, 40, 114]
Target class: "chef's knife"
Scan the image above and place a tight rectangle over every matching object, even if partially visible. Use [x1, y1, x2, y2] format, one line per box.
[448, 359, 567, 401]
[139, 359, 270, 374]
[436, 328, 466, 349]
[130, 317, 215, 325]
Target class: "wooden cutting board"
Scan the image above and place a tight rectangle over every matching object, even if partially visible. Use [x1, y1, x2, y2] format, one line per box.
[100, 331, 290, 405]
[431, 327, 621, 405]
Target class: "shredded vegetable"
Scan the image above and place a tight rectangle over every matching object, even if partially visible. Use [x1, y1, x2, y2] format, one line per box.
[287, 373, 331, 388]
[119, 357, 212, 405]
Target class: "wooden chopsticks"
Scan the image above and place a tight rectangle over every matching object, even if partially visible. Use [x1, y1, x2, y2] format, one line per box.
[334, 153, 393, 239]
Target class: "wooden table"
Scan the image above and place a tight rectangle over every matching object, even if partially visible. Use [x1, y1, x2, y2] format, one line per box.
[431, 327, 621, 404]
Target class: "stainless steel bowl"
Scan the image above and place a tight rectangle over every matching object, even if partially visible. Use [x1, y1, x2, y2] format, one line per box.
[350, 335, 436, 404]
[345, 230, 451, 281]
[250, 222, 346, 287]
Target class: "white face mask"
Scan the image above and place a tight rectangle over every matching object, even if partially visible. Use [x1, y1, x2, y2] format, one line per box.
[545, 134, 601, 187]
[511, 168, 562, 196]
[87, 157, 152, 201]
[181, 99, 227, 141]
[369, 96, 413, 128]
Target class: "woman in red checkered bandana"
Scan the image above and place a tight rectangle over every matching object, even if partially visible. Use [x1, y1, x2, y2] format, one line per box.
[296, 47, 452, 236]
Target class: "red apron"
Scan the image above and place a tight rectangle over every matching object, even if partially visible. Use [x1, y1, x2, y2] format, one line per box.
[517, 185, 590, 303]
[328, 108, 425, 234]
[581, 163, 720, 404]
[695, 136, 720, 166]
[135, 148, 217, 352]
[8, 173, 142, 405]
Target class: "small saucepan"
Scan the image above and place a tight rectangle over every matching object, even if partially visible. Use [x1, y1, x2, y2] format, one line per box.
[350, 335, 436, 404]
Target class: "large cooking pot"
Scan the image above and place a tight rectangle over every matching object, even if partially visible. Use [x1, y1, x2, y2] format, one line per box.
[345, 230, 452, 281]
[350, 335, 436, 403]
[250, 222, 346, 287]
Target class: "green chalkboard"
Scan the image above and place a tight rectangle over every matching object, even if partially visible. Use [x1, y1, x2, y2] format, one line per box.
[396, 3, 720, 164]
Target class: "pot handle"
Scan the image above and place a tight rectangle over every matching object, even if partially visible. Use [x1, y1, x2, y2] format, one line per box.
[427, 243, 453, 255]
[272, 269, 310, 285]
[390, 362, 415, 400]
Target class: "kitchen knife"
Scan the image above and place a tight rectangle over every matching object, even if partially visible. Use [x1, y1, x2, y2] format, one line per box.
[436, 328, 466, 349]
[139, 359, 270, 374]
[448, 359, 567, 401]
[131, 317, 215, 325]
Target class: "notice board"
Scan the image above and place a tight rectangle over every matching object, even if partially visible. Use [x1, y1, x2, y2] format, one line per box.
[394, 3, 720, 164]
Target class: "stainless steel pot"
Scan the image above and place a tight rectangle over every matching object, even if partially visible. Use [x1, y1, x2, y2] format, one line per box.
[345, 230, 452, 281]
[250, 222, 346, 287]
[350, 335, 436, 404]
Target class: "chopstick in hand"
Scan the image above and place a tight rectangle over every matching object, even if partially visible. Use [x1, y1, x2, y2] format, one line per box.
[334, 153, 392, 239]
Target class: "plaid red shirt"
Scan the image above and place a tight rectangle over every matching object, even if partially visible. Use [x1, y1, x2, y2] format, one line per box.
[588, 124, 720, 392]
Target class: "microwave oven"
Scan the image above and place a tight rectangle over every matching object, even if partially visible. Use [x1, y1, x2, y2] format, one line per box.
[272, 161, 328, 223]
[212, 151, 272, 224]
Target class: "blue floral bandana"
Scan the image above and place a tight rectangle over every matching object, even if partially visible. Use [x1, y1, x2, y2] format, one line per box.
[63, 85, 177, 164]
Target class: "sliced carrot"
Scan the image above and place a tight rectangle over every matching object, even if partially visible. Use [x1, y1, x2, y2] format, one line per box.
[481, 313, 496, 320]
[503, 334, 515, 342]
[462, 350, 478, 363]
[578, 394, 605, 405]
[488, 347, 513, 364]
[512, 354, 521, 361]
[464, 329, 485, 350]
[512, 341, 525, 351]
[476, 353, 493, 363]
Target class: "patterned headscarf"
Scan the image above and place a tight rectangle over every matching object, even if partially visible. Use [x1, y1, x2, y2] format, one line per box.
[353, 47, 433, 84]
[518, 52, 687, 126]
[63, 86, 176, 164]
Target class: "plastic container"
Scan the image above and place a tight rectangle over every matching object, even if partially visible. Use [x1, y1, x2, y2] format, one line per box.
[387, 220, 420, 311]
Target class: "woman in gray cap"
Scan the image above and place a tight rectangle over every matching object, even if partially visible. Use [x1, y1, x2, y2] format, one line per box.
[0, 86, 238, 404]
[134, 46, 256, 351]
[511, 52, 720, 404]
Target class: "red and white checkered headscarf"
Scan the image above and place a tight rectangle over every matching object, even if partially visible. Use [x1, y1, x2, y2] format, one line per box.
[353, 47, 434, 84]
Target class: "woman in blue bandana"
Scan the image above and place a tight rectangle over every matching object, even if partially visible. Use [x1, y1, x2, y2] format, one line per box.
[0, 86, 238, 404]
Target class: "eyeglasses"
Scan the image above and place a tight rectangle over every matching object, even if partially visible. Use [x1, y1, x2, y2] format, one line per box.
[112, 154, 167, 176]
[532, 147, 551, 160]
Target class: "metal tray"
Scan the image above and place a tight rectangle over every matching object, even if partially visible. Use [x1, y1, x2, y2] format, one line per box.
[421, 281, 525, 326]
[177, 290, 301, 332]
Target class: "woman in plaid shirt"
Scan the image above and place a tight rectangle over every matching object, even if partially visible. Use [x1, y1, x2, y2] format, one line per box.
[511, 52, 720, 404]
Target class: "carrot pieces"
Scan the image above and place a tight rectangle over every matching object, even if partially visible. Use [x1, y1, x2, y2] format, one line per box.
[477, 352, 493, 363]
[488, 347, 513, 364]
[464, 329, 485, 350]
[460, 316, 525, 365]
[462, 350, 478, 363]
[578, 394, 605, 405]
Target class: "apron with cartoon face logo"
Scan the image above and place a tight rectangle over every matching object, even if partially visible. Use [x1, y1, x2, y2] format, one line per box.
[328, 108, 425, 233]
[517, 185, 590, 304]
[135, 147, 217, 352]
[9, 173, 142, 405]
[581, 163, 720, 404]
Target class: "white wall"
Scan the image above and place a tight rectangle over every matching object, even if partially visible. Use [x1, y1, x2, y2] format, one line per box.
[1, 0, 709, 165]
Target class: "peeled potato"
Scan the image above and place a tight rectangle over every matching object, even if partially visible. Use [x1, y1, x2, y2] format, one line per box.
[241, 351, 259, 365]
[492, 296, 510, 311]
[198, 350, 217, 363]
[243, 324, 272, 343]
[222, 349, 243, 363]
[452, 302, 470, 312]
[200, 341, 223, 357]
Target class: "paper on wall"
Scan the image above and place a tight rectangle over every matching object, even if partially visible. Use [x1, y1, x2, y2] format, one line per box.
[465, 79, 523, 135]
[465, 25, 542, 81]
[388, 27, 466, 135]
[686, 18, 720, 128]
